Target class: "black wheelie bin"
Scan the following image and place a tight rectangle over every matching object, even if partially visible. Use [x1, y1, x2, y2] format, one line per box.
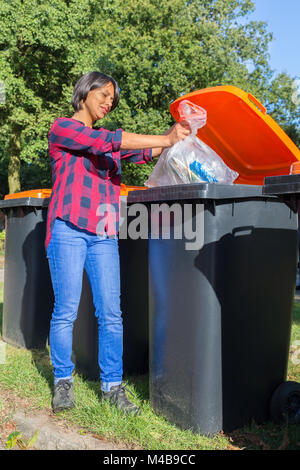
[129, 182, 298, 434]
[0, 186, 149, 378]
[0, 190, 53, 349]
[127, 86, 300, 434]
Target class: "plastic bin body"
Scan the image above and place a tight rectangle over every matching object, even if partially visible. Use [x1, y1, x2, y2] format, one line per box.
[0, 197, 53, 349]
[128, 184, 297, 434]
[0, 195, 149, 377]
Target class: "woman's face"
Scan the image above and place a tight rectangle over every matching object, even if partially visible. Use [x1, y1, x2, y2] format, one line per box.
[81, 82, 115, 122]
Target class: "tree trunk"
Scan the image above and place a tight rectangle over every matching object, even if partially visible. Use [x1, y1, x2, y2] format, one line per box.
[8, 127, 21, 194]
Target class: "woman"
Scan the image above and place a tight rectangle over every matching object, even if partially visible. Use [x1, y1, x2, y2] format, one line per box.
[46, 71, 191, 415]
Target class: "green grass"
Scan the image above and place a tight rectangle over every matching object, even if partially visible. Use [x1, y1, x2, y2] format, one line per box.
[0, 280, 299, 450]
[0, 282, 2, 337]
[0, 230, 5, 258]
[289, 303, 300, 382]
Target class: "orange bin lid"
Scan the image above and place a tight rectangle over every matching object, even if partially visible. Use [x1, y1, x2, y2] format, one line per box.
[170, 86, 300, 185]
[120, 184, 147, 196]
[4, 185, 147, 200]
[4, 189, 52, 200]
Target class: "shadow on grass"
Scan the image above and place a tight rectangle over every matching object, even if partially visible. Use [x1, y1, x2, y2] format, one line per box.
[293, 302, 300, 326]
[83, 372, 149, 405]
[30, 348, 54, 391]
[227, 420, 300, 450]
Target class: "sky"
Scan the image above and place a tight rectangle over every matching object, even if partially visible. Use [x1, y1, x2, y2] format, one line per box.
[247, 0, 300, 79]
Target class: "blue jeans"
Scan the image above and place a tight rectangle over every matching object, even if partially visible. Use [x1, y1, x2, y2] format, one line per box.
[46, 217, 122, 391]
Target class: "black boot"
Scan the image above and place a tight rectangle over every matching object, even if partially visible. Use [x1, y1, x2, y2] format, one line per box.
[102, 383, 140, 416]
[52, 379, 75, 413]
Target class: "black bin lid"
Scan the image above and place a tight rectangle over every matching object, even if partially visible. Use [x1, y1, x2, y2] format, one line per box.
[127, 183, 267, 203]
[263, 174, 300, 196]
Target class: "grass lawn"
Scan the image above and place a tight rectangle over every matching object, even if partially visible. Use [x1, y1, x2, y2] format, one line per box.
[0, 230, 5, 260]
[0, 280, 299, 450]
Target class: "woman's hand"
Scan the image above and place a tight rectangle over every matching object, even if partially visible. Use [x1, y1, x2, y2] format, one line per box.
[164, 121, 191, 147]
[151, 122, 191, 157]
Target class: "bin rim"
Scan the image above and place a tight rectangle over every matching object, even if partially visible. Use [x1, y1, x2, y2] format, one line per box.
[126, 182, 283, 203]
[3, 185, 147, 200]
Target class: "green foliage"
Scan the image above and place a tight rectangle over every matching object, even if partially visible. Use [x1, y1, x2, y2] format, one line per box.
[264, 73, 300, 148]
[6, 431, 22, 449]
[0, 0, 299, 190]
[0, 0, 100, 192]
[6, 430, 39, 450]
[0, 155, 8, 198]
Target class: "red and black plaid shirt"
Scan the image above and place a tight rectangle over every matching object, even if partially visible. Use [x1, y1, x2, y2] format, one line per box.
[45, 117, 152, 249]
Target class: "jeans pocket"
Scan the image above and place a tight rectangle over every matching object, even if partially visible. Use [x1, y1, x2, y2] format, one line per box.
[53, 217, 72, 232]
[49, 218, 72, 244]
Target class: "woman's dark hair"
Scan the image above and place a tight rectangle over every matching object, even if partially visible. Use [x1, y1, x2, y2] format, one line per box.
[71, 71, 120, 112]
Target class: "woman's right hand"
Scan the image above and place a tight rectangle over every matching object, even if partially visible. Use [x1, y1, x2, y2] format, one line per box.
[164, 121, 192, 147]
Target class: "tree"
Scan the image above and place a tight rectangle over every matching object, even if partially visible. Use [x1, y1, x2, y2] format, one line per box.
[0, 0, 107, 193]
[263, 73, 300, 148]
[0, 0, 299, 193]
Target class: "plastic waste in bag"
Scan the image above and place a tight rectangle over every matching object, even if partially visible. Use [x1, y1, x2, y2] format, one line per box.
[145, 100, 239, 187]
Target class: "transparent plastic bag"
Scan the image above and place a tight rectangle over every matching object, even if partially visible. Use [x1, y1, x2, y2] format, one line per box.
[145, 100, 239, 187]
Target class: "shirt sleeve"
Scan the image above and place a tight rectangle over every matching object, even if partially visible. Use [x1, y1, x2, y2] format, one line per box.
[49, 118, 123, 157]
[120, 148, 153, 164]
